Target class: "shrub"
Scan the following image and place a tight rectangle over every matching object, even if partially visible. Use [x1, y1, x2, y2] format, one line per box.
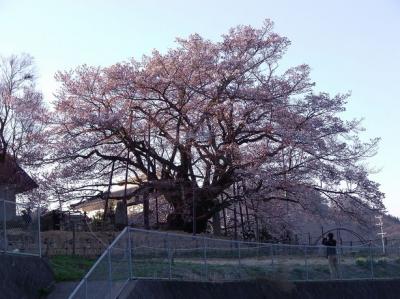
[355, 257, 368, 267]
[376, 257, 388, 265]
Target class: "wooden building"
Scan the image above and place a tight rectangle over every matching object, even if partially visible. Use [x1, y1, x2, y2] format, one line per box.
[0, 155, 38, 220]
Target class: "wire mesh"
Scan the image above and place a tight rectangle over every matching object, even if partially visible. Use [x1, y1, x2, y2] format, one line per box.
[69, 227, 131, 299]
[0, 199, 41, 256]
[84, 251, 112, 299]
[69, 227, 400, 299]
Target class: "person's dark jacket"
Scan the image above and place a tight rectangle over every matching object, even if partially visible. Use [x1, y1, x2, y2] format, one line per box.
[322, 238, 337, 256]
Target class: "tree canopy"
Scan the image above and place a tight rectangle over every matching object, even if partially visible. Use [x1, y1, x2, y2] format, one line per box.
[49, 20, 384, 232]
[0, 54, 48, 165]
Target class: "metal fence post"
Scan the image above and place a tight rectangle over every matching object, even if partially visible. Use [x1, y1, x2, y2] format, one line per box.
[398, 245, 400, 265]
[3, 196, 7, 253]
[128, 228, 133, 279]
[304, 245, 309, 280]
[168, 239, 172, 280]
[271, 244, 274, 269]
[38, 200, 42, 257]
[238, 241, 241, 266]
[338, 245, 342, 279]
[234, 241, 241, 279]
[108, 248, 112, 299]
[369, 244, 374, 279]
[84, 277, 88, 299]
[203, 236, 208, 281]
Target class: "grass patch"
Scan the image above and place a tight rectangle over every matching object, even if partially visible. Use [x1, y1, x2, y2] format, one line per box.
[49, 255, 96, 282]
[48, 254, 400, 283]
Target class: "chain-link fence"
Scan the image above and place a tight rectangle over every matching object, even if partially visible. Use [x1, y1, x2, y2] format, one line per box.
[69, 227, 131, 299]
[0, 198, 41, 256]
[69, 227, 400, 299]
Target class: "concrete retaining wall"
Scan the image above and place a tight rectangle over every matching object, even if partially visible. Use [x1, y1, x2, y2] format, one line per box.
[119, 279, 400, 299]
[0, 253, 54, 299]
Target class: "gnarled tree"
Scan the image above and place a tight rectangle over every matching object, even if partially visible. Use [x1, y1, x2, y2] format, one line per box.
[50, 20, 384, 232]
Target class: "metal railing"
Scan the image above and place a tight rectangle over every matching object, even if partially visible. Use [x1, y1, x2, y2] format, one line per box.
[69, 227, 131, 299]
[0, 198, 41, 256]
[69, 227, 400, 299]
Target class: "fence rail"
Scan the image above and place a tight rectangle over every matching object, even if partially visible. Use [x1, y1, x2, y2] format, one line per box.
[69, 227, 400, 299]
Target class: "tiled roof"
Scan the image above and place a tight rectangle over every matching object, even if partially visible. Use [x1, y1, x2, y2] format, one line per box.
[70, 185, 140, 210]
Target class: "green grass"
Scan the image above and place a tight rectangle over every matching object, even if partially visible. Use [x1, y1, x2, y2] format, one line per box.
[132, 259, 304, 281]
[48, 254, 400, 283]
[49, 255, 96, 282]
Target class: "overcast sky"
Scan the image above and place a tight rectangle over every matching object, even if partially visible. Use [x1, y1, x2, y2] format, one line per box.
[1, 0, 399, 216]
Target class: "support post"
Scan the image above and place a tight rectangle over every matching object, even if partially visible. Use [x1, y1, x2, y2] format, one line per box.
[238, 241, 241, 266]
[238, 200, 245, 239]
[108, 248, 112, 299]
[143, 191, 150, 230]
[84, 277, 88, 299]
[192, 184, 196, 235]
[369, 243, 374, 279]
[212, 211, 221, 236]
[271, 244, 274, 269]
[3, 194, 7, 253]
[168, 243, 172, 280]
[128, 228, 133, 279]
[72, 222, 76, 255]
[38, 200, 42, 257]
[155, 196, 159, 227]
[337, 244, 342, 279]
[222, 202, 228, 236]
[203, 236, 208, 281]
[233, 184, 238, 240]
[304, 245, 309, 280]
[238, 241, 241, 278]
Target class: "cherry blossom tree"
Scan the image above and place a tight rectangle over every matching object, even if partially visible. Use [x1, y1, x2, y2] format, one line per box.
[50, 20, 384, 233]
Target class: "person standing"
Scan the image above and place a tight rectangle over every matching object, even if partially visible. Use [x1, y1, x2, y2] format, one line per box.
[322, 233, 339, 279]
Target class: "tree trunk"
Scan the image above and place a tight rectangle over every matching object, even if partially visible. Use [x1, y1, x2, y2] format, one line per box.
[165, 194, 216, 233]
[157, 179, 229, 233]
[166, 205, 210, 233]
[103, 161, 115, 221]
[212, 211, 221, 236]
[115, 200, 128, 230]
[155, 196, 159, 227]
[143, 191, 150, 229]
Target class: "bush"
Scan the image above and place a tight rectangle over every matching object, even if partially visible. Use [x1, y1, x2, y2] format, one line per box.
[355, 257, 368, 267]
[376, 257, 388, 265]
[356, 256, 389, 267]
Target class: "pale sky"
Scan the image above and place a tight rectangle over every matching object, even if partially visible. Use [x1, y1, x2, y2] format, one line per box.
[1, 0, 399, 215]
